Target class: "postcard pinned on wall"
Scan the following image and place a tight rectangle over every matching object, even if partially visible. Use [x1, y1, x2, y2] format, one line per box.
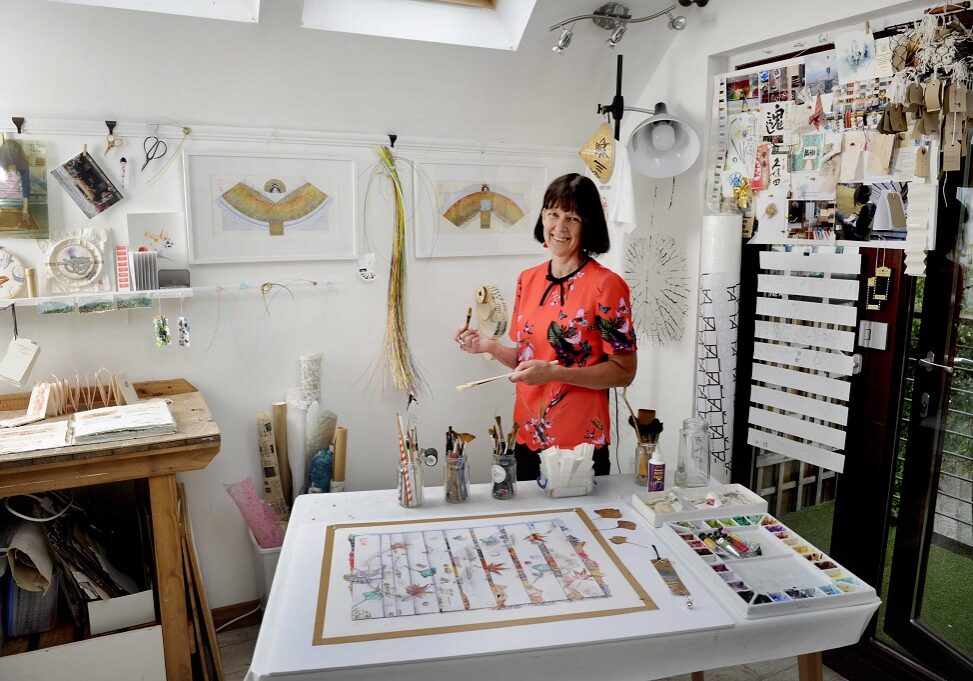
[835, 29, 876, 84]
[0, 139, 49, 239]
[50, 151, 123, 219]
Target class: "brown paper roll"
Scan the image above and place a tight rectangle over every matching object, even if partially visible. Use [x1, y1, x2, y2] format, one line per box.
[333, 426, 348, 483]
[25, 268, 36, 298]
[271, 402, 291, 504]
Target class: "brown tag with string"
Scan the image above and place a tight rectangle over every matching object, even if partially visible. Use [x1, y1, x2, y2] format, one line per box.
[925, 79, 942, 112]
[949, 83, 967, 114]
[944, 139, 962, 172]
[916, 145, 930, 179]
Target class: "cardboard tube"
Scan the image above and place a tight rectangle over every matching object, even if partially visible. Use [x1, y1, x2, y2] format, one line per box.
[333, 426, 347, 484]
[271, 402, 292, 505]
[25, 268, 36, 298]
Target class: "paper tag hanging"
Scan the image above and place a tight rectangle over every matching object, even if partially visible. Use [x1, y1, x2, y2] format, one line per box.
[357, 252, 377, 282]
[915, 145, 930, 180]
[579, 122, 615, 183]
[177, 316, 191, 347]
[0, 337, 41, 387]
[154, 315, 171, 347]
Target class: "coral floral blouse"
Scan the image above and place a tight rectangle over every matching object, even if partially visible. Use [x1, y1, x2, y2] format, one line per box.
[509, 258, 637, 450]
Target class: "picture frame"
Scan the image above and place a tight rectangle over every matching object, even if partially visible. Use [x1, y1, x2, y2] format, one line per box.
[184, 151, 357, 264]
[414, 157, 572, 258]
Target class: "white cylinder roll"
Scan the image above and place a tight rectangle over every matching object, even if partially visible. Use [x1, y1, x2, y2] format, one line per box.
[694, 214, 743, 483]
[299, 353, 323, 403]
[286, 388, 309, 499]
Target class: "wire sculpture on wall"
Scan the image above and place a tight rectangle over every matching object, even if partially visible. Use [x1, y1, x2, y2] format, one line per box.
[622, 234, 689, 347]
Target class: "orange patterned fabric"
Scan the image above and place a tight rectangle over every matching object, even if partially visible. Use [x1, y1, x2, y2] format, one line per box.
[509, 259, 637, 450]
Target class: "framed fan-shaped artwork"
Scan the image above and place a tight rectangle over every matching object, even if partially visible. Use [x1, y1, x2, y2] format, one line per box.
[184, 151, 357, 264]
[413, 155, 578, 258]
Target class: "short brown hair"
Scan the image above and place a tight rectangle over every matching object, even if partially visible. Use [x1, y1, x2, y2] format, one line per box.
[533, 173, 610, 255]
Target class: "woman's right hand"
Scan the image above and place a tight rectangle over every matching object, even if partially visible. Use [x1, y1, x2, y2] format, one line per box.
[454, 326, 493, 355]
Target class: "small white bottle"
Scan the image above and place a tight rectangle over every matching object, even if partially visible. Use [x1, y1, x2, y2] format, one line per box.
[647, 442, 665, 492]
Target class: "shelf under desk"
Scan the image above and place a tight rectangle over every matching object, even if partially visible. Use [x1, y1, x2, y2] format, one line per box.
[0, 378, 221, 681]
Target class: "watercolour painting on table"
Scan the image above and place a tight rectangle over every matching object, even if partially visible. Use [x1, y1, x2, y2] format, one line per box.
[184, 151, 356, 264]
[314, 508, 655, 644]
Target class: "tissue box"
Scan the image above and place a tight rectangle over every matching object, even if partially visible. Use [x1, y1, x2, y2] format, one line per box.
[537, 476, 594, 498]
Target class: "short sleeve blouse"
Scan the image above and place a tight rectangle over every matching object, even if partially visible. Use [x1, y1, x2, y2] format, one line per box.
[509, 258, 637, 450]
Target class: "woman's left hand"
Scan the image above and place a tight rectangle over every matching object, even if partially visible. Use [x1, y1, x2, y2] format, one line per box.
[509, 359, 558, 386]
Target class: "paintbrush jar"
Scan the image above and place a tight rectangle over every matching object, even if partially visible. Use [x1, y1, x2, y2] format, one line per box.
[444, 456, 470, 503]
[491, 452, 516, 500]
[398, 462, 424, 508]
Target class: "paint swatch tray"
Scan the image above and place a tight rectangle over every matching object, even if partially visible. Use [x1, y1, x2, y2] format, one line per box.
[657, 513, 878, 619]
[630, 483, 767, 527]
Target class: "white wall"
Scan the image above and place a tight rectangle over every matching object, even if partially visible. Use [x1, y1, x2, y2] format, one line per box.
[0, 0, 681, 609]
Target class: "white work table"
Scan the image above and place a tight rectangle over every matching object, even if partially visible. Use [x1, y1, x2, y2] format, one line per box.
[246, 476, 878, 681]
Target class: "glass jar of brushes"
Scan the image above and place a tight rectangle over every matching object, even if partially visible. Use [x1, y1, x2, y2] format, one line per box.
[444, 455, 470, 503]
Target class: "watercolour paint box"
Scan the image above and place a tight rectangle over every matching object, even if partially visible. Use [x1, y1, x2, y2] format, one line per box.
[630, 483, 767, 527]
[657, 513, 878, 619]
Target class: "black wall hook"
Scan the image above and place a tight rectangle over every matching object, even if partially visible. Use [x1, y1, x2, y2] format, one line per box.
[11, 117, 24, 134]
[388, 133, 397, 149]
[106, 120, 117, 135]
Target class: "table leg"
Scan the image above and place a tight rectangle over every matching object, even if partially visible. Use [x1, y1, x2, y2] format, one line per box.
[691, 673, 705, 681]
[797, 651, 823, 681]
[150, 473, 192, 681]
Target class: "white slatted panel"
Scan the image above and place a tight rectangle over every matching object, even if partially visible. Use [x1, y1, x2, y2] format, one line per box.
[753, 342, 856, 375]
[749, 407, 846, 449]
[747, 248, 861, 474]
[750, 385, 849, 426]
[757, 273, 859, 301]
[747, 428, 846, 473]
[759, 251, 863, 274]
[755, 297, 858, 326]
[753, 320, 856, 352]
[751, 364, 851, 400]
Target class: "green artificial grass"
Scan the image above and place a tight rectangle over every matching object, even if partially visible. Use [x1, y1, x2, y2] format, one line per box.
[779, 503, 973, 659]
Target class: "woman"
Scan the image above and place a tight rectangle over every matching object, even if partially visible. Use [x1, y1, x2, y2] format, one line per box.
[454, 173, 637, 480]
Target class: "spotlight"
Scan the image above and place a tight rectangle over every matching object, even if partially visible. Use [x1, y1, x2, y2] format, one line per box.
[606, 25, 627, 49]
[668, 12, 687, 30]
[553, 26, 573, 53]
[678, 0, 708, 6]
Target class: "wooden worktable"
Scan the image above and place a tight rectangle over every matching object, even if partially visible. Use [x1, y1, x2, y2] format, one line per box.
[0, 378, 221, 681]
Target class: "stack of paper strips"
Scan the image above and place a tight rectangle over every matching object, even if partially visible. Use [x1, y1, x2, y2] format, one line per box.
[70, 400, 176, 445]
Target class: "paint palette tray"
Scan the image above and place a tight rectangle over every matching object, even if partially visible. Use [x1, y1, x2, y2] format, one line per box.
[630, 483, 767, 527]
[658, 513, 878, 619]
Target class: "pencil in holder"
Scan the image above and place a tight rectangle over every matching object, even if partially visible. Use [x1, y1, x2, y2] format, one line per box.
[443, 456, 469, 504]
[398, 461, 424, 508]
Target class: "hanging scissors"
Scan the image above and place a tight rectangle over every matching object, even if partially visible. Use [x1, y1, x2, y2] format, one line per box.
[142, 134, 167, 171]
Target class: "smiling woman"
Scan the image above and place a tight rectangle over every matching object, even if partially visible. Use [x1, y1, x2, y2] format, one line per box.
[454, 173, 638, 480]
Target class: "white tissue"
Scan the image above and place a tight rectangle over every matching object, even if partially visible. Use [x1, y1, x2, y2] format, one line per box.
[539, 443, 595, 491]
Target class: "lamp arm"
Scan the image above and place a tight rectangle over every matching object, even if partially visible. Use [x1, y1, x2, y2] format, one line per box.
[626, 5, 678, 24]
[549, 14, 631, 31]
[548, 4, 676, 31]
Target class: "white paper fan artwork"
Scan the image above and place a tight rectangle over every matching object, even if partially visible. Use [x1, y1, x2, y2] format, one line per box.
[623, 235, 690, 347]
